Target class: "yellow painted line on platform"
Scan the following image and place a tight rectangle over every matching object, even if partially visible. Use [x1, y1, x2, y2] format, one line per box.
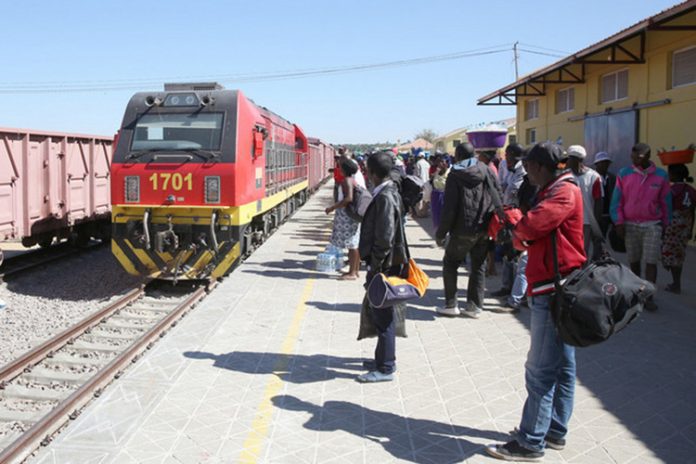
[238, 278, 316, 463]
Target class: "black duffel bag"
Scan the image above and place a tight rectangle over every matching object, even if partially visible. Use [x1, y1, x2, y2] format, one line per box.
[550, 231, 654, 347]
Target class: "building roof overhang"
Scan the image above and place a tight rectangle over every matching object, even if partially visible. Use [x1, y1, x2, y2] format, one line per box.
[478, 0, 696, 106]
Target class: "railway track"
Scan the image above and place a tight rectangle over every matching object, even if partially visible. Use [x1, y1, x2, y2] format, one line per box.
[0, 242, 106, 282]
[0, 280, 214, 464]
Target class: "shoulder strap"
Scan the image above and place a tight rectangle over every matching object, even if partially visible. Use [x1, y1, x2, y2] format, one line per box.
[480, 163, 504, 219]
[397, 208, 411, 261]
[551, 230, 562, 292]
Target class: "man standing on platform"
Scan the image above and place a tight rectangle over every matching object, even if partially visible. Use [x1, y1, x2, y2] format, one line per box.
[593, 152, 616, 237]
[357, 152, 407, 383]
[435, 142, 500, 319]
[487, 142, 585, 462]
[610, 142, 671, 311]
[566, 145, 604, 259]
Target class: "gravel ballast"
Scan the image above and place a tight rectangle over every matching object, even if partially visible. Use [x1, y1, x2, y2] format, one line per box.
[0, 247, 145, 367]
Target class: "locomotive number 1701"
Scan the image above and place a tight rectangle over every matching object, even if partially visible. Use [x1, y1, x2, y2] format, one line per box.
[149, 173, 193, 191]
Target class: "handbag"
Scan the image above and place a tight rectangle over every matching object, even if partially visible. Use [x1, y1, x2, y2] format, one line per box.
[550, 229, 653, 347]
[366, 212, 430, 309]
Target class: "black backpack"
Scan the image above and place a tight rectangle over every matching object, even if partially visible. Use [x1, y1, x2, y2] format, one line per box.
[345, 182, 373, 221]
[400, 175, 425, 209]
[550, 231, 654, 347]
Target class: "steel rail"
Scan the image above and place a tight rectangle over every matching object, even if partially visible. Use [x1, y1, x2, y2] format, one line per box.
[0, 282, 213, 464]
[0, 286, 146, 385]
[0, 242, 106, 281]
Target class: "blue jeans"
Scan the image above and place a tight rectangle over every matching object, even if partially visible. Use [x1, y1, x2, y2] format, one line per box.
[509, 252, 528, 306]
[518, 294, 576, 452]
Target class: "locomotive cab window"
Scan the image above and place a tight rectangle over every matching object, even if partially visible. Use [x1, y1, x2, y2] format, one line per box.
[131, 113, 224, 152]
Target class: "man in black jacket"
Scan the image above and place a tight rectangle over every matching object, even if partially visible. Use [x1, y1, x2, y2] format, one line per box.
[357, 152, 407, 382]
[435, 143, 501, 318]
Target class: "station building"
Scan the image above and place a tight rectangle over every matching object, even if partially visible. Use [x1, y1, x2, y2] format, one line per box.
[478, 0, 696, 172]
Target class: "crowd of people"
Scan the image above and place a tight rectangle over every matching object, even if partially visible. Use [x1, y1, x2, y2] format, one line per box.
[323, 140, 695, 461]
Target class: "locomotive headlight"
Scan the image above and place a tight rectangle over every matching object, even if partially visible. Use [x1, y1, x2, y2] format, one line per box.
[125, 176, 140, 203]
[205, 176, 220, 203]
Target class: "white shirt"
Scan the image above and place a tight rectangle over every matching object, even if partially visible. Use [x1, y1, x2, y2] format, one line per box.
[415, 158, 430, 183]
[572, 167, 603, 225]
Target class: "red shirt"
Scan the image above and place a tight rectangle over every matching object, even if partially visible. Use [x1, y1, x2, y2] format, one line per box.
[333, 160, 345, 183]
[513, 172, 586, 295]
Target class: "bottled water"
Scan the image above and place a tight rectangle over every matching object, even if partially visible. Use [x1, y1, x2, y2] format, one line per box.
[325, 245, 344, 271]
[315, 252, 337, 274]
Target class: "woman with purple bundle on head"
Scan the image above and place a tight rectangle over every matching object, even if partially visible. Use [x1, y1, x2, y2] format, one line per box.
[661, 164, 696, 294]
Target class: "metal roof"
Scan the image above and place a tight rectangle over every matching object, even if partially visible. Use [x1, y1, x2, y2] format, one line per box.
[478, 0, 696, 106]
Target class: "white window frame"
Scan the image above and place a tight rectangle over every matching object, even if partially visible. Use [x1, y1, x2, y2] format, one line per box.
[525, 99, 539, 121]
[672, 45, 696, 89]
[555, 87, 575, 114]
[600, 68, 629, 104]
[526, 128, 537, 144]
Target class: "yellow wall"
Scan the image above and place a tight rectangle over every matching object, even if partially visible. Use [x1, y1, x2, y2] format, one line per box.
[516, 17, 696, 171]
[434, 130, 468, 154]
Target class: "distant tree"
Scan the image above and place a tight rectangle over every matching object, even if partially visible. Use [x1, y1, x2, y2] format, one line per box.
[414, 129, 438, 143]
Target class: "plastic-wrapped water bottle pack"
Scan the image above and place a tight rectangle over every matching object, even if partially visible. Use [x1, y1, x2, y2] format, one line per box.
[316, 245, 345, 273]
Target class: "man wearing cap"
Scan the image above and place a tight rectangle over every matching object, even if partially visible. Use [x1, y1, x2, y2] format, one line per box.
[610, 143, 671, 311]
[487, 142, 585, 462]
[593, 152, 616, 237]
[567, 145, 604, 259]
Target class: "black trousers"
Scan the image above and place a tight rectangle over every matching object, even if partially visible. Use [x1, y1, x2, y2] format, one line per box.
[369, 304, 396, 374]
[443, 233, 489, 309]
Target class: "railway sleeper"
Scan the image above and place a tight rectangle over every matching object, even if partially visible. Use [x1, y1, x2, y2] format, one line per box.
[0, 409, 41, 424]
[110, 313, 162, 323]
[70, 341, 123, 353]
[101, 321, 150, 331]
[83, 331, 139, 342]
[42, 353, 104, 367]
[22, 368, 89, 386]
[124, 305, 172, 314]
[0, 385, 65, 402]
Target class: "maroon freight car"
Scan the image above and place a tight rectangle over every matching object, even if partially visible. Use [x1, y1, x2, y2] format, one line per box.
[0, 127, 114, 264]
[307, 137, 335, 192]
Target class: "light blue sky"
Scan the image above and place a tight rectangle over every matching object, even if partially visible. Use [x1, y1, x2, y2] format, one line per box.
[0, 0, 678, 144]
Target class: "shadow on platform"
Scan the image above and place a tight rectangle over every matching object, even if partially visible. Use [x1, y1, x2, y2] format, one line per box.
[272, 394, 509, 463]
[184, 351, 371, 383]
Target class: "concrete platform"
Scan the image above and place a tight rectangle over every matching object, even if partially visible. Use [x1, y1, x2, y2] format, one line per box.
[30, 182, 696, 464]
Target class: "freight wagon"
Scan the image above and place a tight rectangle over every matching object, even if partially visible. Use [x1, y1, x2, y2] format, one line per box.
[0, 128, 114, 265]
[307, 137, 336, 193]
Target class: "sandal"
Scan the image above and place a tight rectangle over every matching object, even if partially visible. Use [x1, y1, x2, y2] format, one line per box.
[338, 274, 358, 281]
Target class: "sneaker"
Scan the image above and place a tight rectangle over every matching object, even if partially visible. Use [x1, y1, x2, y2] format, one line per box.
[436, 305, 461, 317]
[510, 427, 565, 451]
[461, 304, 482, 319]
[485, 440, 544, 462]
[356, 371, 394, 383]
[545, 435, 566, 451]
[645, 298, 658, 312]
[361, 360, 397, 373]
[505, 300, 522, 313]
[491, 287, 512, 297]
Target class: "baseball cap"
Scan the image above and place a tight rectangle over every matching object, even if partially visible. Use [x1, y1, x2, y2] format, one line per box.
[520, 142, 564, 168]
[593, 152, 612, 164]
[567, 145, 587, 160]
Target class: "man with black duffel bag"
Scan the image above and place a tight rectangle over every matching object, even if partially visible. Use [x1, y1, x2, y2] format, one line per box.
[487, 142, 586, 462]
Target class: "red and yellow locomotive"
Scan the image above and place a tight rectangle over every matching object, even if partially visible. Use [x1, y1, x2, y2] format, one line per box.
[110, 83, 332, 280]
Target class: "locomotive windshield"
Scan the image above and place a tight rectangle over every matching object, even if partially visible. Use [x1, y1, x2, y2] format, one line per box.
[131, 113, 224, 152]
